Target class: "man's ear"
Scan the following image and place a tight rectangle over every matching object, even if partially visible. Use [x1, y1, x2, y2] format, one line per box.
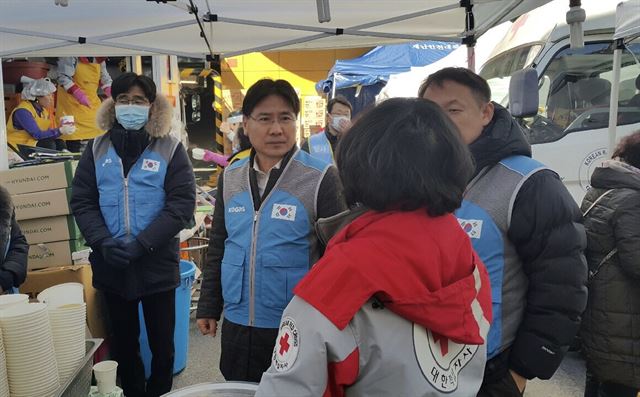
[481, 101, 494, 127]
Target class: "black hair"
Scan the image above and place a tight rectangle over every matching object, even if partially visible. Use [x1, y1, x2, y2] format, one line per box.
[613, 130, 640, 169]
[336, 97, 474, 216]
[327, 95, 352, 114]
[242, 79, 300, 116]
[111, 72, 157, 103]
[418, 67, 491, 105]
[236, 126, 252, 152]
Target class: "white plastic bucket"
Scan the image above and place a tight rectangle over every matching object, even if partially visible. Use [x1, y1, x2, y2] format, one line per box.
[37, 282, 84, 308]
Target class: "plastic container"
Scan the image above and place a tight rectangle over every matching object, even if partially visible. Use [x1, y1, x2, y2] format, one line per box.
[161, 382, 257, 396]
[38, 282, 84, 308]
[0, 293, 28, 310]
[139, 260, 196, 378]
[2, 61, 50, 85]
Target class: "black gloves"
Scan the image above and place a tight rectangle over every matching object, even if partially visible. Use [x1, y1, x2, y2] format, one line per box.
[101, 238, 131, 269]
[124, 238, 146, 261]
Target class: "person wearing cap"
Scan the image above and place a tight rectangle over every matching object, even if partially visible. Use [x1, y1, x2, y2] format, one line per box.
[56, 57, 113, 153]
[6, 76, 75, 151]
[301, 95, 352, 165]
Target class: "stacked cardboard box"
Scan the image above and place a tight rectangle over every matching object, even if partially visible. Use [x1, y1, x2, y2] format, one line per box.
[0, 161, 84, 270]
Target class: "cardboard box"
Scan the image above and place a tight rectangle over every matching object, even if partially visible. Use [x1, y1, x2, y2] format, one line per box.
[0, 161, 76, 195]
[19, 265, 108, 339]
[13, 188, 72, 221]
[27, 239, 86, 270]
[18, 215, 82, 244]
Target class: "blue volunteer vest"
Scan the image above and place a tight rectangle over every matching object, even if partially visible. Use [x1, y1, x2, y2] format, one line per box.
[308, 131, 334, 165]
[221, 149, 330, 328]
[455, 155, 547, 359]
[92, 134, 179, 238]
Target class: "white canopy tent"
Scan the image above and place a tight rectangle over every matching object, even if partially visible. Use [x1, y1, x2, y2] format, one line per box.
[607, 0, 640, 155]
[0, 0, 553, 169]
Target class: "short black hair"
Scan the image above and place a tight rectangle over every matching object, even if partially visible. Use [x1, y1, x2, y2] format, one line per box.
[613, 130, 640, 169]
[242, 79, 300, 116]
[327, 95, 352, 114]
[418, 67, 491, 105]
[336, 97, 474, 216]
[111, 72, 157, 103]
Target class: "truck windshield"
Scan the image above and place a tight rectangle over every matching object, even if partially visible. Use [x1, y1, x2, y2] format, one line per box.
[480, 44, 542, 105]
[521, 41, 640, 144]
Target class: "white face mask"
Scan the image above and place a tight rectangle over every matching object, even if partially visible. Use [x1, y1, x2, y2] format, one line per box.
[331, 115, 350, 133]
[226, 130, 237, 144]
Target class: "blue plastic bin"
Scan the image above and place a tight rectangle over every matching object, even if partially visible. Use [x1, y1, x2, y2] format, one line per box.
[139, 260, 196, 378]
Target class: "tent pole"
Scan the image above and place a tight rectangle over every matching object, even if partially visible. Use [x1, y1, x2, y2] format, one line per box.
[0, 58, 9, 171]
[607, 40, 623, 156]
[331, 72, 337, 99]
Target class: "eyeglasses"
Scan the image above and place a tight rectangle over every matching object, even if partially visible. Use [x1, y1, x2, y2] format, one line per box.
[115, 95, 150, 106]
[248, 114, 297, 126]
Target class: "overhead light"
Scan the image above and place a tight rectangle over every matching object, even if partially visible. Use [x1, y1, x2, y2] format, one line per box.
[316, 0, 331, 23]
[54, 0, 69, 6]
[566, 0, 586, 49]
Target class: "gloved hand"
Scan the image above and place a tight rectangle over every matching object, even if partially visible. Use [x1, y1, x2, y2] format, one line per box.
[103, 86, 112, 98]
[59, 124, 76, 135]
[68, 84, 91, 107]
[203, 150, 229, 167]
[123, 238, 147, 261]
[101, 238, 130, 269]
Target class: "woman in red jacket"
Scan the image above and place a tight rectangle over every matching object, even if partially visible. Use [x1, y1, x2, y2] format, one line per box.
[256, 97, 492, 397]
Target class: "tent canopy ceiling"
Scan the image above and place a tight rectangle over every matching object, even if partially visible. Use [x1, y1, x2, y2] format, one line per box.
[0, 0, 552, 59]
[614, 0, 640, 41]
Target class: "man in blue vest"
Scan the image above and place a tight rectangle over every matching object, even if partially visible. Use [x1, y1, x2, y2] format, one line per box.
[71, 73, 196, 397]
[196, 79, 346, 382]
[421, 68, 588, 397]
[301, 95, 352, 164]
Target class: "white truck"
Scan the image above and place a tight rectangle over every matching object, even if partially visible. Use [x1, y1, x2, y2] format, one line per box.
[480, 0, 640, 202]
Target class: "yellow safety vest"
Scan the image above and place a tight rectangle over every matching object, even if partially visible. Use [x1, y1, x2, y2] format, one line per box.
[6, 101, 53, 147]
[56, 61, 104, 140]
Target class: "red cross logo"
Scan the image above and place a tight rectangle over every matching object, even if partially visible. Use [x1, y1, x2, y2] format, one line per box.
[279, 333, 290, 355]
[432, 332, 449, 357]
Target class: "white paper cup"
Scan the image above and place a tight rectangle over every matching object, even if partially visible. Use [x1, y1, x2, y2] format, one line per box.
[192, 148, 205, 160]
[60, 115, 75, 126]
[93, 360, 118, 394]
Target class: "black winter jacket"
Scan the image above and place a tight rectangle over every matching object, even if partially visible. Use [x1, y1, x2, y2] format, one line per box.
[0, 186, 28, 292]
[580, 161, 640, 388]
[475, 104, 588, 380]
[70, 96, 196, 299]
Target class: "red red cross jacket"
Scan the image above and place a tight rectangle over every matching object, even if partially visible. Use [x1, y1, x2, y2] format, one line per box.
[256, 208, 492, 397]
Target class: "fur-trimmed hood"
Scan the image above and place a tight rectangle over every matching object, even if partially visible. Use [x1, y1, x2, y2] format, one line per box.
[96, 95, 173, 138]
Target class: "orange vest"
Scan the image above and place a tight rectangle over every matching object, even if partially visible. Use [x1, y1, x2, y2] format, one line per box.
[7, 101, 53, 147]
[56, 61, 104, 140]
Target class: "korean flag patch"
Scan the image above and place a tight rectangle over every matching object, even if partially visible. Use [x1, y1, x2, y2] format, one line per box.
[457, 219, 483, 239]
[141, 159, 160, 172]
[271, 204, 297, 222]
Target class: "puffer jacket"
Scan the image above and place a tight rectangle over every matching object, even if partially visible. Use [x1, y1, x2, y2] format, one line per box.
[0, 186, 28, 292]
[580, 160, 640, 388]
[70, 95, 196, 299]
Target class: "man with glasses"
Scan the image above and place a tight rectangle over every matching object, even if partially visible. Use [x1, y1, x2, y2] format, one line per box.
[301, 95, 352, 164]
[196, 79, 346, 382]
[71, 73, 196, 397]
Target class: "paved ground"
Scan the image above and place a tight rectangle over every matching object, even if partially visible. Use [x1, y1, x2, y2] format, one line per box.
[171, 313, 587, 395]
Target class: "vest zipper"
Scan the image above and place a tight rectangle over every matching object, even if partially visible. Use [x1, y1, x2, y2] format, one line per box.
[124, 177, 131, 235]
[248, 210, 259, 326]
[246, 151, 297, 326]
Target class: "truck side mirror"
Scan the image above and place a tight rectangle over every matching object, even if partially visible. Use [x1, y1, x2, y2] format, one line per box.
[509, 68, 539, 118]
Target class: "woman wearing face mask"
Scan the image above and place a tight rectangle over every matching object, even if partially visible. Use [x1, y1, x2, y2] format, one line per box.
[7, 76, 74, 151]
[70, 72, 196, 397]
